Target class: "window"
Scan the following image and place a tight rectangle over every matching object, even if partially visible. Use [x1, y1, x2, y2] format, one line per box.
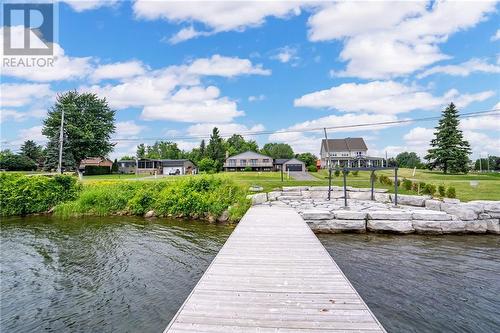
[263, 158, 269, 163]
[240, 159, 247, 166]
[250, 159, 257, 166]
[356, 151, 363, 156]
[342, 153, 349, 157]
[228, 159, 236, 166]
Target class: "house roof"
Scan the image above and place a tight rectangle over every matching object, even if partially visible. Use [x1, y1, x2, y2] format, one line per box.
[274, 159, 289, 165]
[159, 159, 196, 167]
[321, 138, 368, 152]
[80, 157, 112, 165]
[283, 158, 304, 165]
[226, 150, 272, 160]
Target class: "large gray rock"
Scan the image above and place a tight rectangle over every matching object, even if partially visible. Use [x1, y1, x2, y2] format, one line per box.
[411, 210, 452, 221]
[278, 195, 305, 201]
[465, 220, 488, 233]
[301, 209, 333, 220]
[332, 210, 367, 220]
[412, 220, 466, 234]
[308, 191, 328, 199]
[267, 191, 281, 201]
[283, 186, 308, 192]
[425, 199, 442, 211]
[485, 219, 500, 234]
[248, 193, 268, 205]
[347, 191, 372, 200]
[368, 210, 412, 220]
[395, 194, 429, 207]
[144, 210, 156, 218]
[374, 193, 391, 203]
[328, 219, 366, 233]
[441, 203, 478, 220]
[469, 200, 500, 213]
[443, 198, 460, 204]
[367, 220, 414, 234]
[308, 186, 331, 191]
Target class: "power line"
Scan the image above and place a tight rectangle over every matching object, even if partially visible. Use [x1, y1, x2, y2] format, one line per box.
[1, 108, 499, 146]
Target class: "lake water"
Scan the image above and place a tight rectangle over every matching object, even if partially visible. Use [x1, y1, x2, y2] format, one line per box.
[0, 216, 234, 333]
[1, 216, 499, 332]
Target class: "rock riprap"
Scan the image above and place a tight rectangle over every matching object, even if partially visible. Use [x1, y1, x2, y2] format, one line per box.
[247, 186, 499, 235]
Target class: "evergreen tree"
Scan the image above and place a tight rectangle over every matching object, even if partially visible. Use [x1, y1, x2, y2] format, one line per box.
[112, 158, 119, 173]
[20, 140, 43, 165]
[43, 91, 115, 170]
[43, 136, 76, 171]
[425, 103, 471, 173]
[136, 144, 146, 158]
[199, 139, 206, 157]
[206, 127, 226, 171]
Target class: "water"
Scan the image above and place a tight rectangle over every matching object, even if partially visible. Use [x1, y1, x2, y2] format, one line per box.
[0, 216, 234, 333]
[318, 234, 500, 333]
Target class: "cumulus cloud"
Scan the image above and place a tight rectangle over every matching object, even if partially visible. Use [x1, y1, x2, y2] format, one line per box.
[1, 83, 54, 107]
[187, 123, 265, 139]
[460, 115, 500, 131]
[248, 94, 266, 102]
[133, 1, 303, 42]
[91, 60, 147, 81]
[309, 1, 498, 79]
[294, 81, 494, 115]
[62, 0, 119, 12]
[417, 58, 500, 78]
[491, 29, 500, 41]
[115, 120, 147, 136]
[186, 55, 271, 77]
[271, 46, 299, 65]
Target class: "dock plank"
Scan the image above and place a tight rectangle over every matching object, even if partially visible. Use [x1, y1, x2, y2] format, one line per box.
[164, 206, 385, 332]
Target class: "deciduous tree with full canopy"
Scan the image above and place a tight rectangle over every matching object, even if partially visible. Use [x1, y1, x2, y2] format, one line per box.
[42, 91, 115, 171]
[261, 143, 294, 159]
[425, 103, 471, 173]
[296, 152, 318, 167]
[395, 152, 423, 168]
[226, 134, 259, 156]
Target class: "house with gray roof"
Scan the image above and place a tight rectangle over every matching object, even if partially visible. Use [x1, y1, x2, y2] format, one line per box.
[320, 137, 384, 169]
[223, 151, 273, 171]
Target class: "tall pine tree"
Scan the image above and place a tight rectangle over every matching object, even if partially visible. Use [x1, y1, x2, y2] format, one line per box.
[206, 127, 226, 171]
[425, 103, 471, 174]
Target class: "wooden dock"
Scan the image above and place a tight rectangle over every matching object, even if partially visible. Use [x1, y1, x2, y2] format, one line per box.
[164, 206, 386, 332]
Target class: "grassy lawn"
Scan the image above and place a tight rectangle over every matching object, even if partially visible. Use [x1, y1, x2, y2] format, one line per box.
[81, 173, 148, 181]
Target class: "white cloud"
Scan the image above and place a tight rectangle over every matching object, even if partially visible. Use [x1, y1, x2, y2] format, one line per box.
[171, 86, 220, 102]
[115, 120, 146, 136]
[403, 127, 435, 146]
[141, 98, 243, 123]
[418, 58, 500, 78]
[62, 0, 119, 12]
[0, 108, 46, 123]
[491, 29, 500, 41]
[309, 1, 498, 79]
[1, 83, 53, 107]
[271, 46, 299, 64]
[460, 115, 500, 131]
[7, 125, 48, 148]
[463, 130, 500, 157]
[248, 94, 266, 102]
[187, 55, 270, 77]
[166, 26, 212, 44]
[133, 1, 303, 42]
[91, 60, 147, 81]
[294, 81, 495, 115]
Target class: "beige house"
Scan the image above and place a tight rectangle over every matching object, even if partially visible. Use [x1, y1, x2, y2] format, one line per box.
[224, 151, 273, 171]
[320, 137, 384, 168]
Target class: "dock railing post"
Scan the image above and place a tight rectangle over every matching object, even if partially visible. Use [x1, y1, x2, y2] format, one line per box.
[343, 168, 347, 207]
[370, 170, 375, 201]
[394, 167, 398, 206]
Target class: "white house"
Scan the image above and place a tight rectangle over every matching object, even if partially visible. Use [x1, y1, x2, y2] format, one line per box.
[320, 137, 384, 168]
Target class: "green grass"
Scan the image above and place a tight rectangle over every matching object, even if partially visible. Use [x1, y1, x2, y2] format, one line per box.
[82, 173, 148, 181]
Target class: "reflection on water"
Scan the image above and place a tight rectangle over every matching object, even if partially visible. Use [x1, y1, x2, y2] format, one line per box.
[318, 234, 500, 333]
[1, 216, 233, 333]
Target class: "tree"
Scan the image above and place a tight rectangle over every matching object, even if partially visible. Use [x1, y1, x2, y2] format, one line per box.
[474, 156, 499, 171]
[261, 143, 294, 159]
[226, 134, 258, 156]
[199, 139, 206, 157]
[20, 140, 43, 166]
[136, 144, 146, 159]
[44, 136, 76, 171]
[425, 103, 471, 173]
[112, 158, 119, 173]
[296, 152, 318, 167]
[198, 157, 218, 173]
[145, 141, 182, 159]
[0, 150, 37, 171]
[395, 152, 422, 168]
[120, 155, 135, 161]
[206, 127, 226, 171]
[42, 91, 115, 170]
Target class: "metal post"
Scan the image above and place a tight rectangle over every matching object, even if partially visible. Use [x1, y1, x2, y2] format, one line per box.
[323, 128, 332, 201]
[394, 167, 398, 206]
[370, 170, 374, 201]
[487, 154, 490, 172]
[343, 168, 347, 207]
[281, 167, 283, 182]
[57, 108, 65, 174]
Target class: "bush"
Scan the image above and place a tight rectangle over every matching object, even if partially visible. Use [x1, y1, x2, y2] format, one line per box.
[244, 166, 252, 172]
[334, 169, 340, 177]
[422, 183, 437, 196]
[0, 174, 81, 216]
[378, 175, 393, 185]
[0, 153, 37, 171]
[446, 186, 456, 198]
[198, 157, 218, 173]
[419, 182, 426, 190]
[438, 184, 446, 197]
[352, 170, 359, 177]
[307, 165, 318, 172]
[84, 165, 111, 175]
[402, 179, 413, 191]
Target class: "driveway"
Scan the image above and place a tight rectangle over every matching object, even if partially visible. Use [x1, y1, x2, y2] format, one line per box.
[289, 171, 319, 181]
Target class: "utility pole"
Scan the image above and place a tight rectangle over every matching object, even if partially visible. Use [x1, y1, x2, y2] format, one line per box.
[323, 128, 332, 201]
[57, 108, 65, 174]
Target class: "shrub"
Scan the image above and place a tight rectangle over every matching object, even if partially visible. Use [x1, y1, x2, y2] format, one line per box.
[352, 170, 359, 177]
[0, 153, 37, 171]
[307, 165, 318, 172]
[419, 182, 426, 190]
[334, 169, 340, 177]
[411, 182, 419, 193]
[342, 170, 350, 176]
[0, 173, 81, 216]
[84, 165, 111, 175]
[402, 179, 413, 191]
[198, 157, 218, 173]
[446, 186, 456, 198]
[438, 184, 446, 197]
[244, 166, 252, 172]
[423, 183, 437, 196]
[378, 175, 393, 185]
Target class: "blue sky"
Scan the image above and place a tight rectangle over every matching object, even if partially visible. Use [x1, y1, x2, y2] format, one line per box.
[1, 0, 499, 159]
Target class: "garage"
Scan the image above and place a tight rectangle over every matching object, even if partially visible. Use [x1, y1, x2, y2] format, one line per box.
[286, 164, 303, 171]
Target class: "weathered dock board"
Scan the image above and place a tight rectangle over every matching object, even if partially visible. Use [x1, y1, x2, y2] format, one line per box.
[164, 206, 386, 332]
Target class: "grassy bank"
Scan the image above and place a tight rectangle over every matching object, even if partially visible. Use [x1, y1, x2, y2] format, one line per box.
[54, 176, 250, 222]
